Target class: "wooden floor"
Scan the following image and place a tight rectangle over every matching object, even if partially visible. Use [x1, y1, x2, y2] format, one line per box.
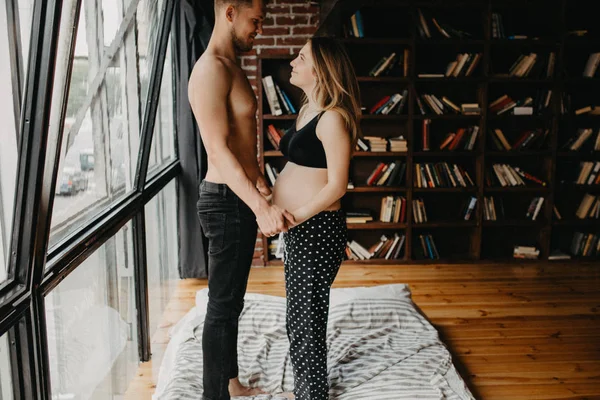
[125, 263, 600, 399]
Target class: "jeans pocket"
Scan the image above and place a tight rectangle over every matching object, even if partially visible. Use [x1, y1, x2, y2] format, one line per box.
[199, 212, 227, 254]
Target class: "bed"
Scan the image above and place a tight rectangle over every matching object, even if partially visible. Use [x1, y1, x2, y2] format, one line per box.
[153, 284, 475, 400]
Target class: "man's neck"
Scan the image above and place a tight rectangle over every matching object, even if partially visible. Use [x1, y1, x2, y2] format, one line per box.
[206, 26, 238, 63]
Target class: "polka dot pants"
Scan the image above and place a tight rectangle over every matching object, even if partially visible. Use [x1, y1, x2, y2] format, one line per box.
[283, 209, 347, 400]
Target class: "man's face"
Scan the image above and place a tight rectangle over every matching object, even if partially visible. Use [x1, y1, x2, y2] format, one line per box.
[231, 0, 265, 52]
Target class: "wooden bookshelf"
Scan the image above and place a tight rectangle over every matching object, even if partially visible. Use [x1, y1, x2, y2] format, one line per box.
[257, 0, 600, 265]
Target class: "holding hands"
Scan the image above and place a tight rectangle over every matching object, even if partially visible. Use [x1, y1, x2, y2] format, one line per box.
[255, 176, 298, 237]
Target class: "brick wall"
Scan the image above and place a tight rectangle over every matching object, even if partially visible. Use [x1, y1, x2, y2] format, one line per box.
[247, 1, 320, 266]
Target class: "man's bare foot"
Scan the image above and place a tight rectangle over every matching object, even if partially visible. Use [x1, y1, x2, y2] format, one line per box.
[274, 392, 295, 399]
[228, 377, 266, 397]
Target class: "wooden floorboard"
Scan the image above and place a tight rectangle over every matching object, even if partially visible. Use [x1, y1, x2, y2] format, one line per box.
[125, 263, 600, 399]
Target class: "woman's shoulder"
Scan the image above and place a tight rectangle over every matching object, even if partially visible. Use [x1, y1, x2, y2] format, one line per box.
[315, 109, 348, 140]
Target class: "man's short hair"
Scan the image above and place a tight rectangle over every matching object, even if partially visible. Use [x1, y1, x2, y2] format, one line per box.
[214, 0, 254, 9]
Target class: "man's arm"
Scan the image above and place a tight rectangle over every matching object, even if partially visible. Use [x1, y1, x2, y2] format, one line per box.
[289, 110, 351, 225]
[188, 58, 289, 235]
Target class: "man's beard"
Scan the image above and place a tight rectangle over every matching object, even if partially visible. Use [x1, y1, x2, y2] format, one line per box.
[231, 28, 253, 52]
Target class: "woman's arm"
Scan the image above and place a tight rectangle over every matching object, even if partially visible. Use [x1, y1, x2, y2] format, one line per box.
[290, 110, 351, 225]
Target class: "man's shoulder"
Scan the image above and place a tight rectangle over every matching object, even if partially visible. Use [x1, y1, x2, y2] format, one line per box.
[191, 54, 231, 80]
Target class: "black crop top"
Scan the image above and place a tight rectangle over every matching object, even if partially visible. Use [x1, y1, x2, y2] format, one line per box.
[279, 112, 328, 169]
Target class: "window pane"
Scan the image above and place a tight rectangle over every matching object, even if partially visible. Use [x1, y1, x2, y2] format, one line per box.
[18, 0, 34, 77]
[0, 3, 21, 283]
[0, 330, 14, 400]
[145, 179, 179, 339]
[49, 1, 144, 248]
[46, 222, 138, 398]
[137, 0, 164, 118]
[148, 38, 175, 176]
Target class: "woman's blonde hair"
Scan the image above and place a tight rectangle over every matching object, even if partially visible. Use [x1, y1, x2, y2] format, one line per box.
[304, 36, 361, 154]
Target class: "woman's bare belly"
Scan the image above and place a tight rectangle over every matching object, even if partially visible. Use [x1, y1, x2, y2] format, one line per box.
[272, 162, 341, 214]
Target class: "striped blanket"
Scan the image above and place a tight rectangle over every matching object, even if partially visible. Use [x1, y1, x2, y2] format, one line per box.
[154, 284, 474, 400]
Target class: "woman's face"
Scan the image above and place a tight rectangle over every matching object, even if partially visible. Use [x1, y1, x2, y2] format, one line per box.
[290, 42, 316, 89]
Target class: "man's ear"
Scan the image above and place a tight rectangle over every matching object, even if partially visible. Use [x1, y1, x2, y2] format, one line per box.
[226, 5, 235, 22]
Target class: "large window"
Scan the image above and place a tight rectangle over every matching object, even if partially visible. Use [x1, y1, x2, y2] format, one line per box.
[45, 222, 138, 398]
[48, 0, 164, 249]
[0, 330, 13, 400]
[0, 0, 34, 284]
[145, 179, 179, 339]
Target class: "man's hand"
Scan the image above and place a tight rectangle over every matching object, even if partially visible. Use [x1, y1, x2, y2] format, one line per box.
[283, 210, 297, 229]
[256, 175, 272, 201]
[256, 204, 288, 238]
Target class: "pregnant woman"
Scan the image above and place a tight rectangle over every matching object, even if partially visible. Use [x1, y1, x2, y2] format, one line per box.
[271, 36, 361, 400]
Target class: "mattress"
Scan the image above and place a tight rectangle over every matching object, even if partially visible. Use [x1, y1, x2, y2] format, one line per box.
[153, 284, 475, 400]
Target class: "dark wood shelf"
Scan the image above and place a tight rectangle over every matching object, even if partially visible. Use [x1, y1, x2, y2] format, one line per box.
[413, 151, 476, 157]
[357, 77, 409, 83]
[263, 114, 296, 120]
[413, 221, 477, 228]
[486, 150, 552, 157]
[557, 151, 600, 158]
[482, 220, 546, 227]
[347, 222, 407, 230]
[347, 186, 407, 193]
[361, 114, 409, 120]
[485, 186, 550, 192]
[256, 1, 600, 265]
[414, 114, 481, 120]
[413, 187, 477, 192]
[353, 151, 408, 157]
[488, 77, 554, 84]
[415, 77, 485, 83]
[553, 219, 600, 226]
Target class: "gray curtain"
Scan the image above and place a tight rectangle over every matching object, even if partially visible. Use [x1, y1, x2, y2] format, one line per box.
[175, 0, 214, 278]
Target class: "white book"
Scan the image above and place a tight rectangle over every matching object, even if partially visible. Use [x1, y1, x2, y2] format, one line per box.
[532, 197, 544, 221]
[262, 76, 282, 116]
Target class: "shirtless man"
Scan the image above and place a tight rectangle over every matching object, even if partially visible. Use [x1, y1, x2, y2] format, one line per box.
[188, 0, 294, 399]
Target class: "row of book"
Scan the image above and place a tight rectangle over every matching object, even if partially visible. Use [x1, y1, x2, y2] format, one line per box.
[262, 75, 296, 116]
[583, 52, 600, 78]
[498, 52, 556, 78]
[414, 162, 475, 188]
[414, 233, 440, 260]
[264, 162, 280, 187]
[491, 13, 531, 40]
[513, 245, 539, 259]
[490, 128, 549, 151]
[417, 8, 472, 40]
[366, 161, 406, 186]
[369, 51, 409, 77]
[368, 90, 408, 115]
[483, 196, 504, 221]
[489, 92, 552, 115]
[356, 136, 407, 152]
[265, 124, 285, 150]
[379, 196, 407, 223]
[423, 122, 479, 151]
[574, 161, 600, 185]
[346, 233, 405, 261]
[416, 93, 480, 115]
[562, 128, 600, 151]
[347, 10, 364, 38]
[571, 232, 600, 257]
[410, 197, 477, 223]
[576, 194, 600, 219]
[486, 164, 546, 187]
[417, 52, 481, 78]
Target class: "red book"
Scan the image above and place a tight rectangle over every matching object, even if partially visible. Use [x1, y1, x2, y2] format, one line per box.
[367, 163, 387, 186]
[369, 95, 391, 114]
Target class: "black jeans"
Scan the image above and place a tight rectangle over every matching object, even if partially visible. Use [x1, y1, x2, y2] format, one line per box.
[196, 180, 258, 400]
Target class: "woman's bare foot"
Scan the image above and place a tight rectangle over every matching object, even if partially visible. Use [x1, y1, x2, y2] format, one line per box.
[228, 377, 266, 397]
